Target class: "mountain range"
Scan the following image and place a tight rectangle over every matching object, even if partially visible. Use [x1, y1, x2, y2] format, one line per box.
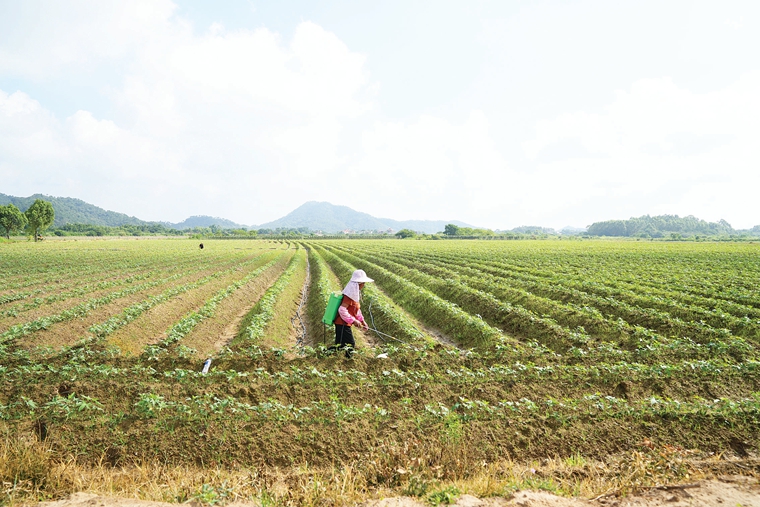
[0, 193, 249, 230]
[0, 194, 470, 234]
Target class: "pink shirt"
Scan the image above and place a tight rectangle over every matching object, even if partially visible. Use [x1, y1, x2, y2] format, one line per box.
[336, 298, 365, 325]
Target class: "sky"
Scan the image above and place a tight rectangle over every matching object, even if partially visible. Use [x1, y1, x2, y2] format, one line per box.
[1, 0, 759, 230]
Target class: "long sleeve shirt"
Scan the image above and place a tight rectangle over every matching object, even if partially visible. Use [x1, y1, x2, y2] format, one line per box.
[334, 295, 365, 326]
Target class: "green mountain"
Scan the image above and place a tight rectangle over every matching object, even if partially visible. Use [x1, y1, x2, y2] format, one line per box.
[0, 193, 146, 227]
[257, 201, 472, 234]
[0, 193, 248, 229]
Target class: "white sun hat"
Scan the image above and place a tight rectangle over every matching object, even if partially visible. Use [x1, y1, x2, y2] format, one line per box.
[349, 269, 374, 283]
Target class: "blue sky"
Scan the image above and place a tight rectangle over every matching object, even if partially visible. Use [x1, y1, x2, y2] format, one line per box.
[1, 1, 759, 229]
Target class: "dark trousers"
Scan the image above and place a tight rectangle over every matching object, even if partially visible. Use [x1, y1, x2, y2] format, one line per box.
[333, 324, 355, 357]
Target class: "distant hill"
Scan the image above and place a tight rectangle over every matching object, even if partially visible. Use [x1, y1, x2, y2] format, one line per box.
[257, 201, 472, 234]
[0, 193, 248, 230]
[168, 216, 248, 230]
[0, 193, 147, 227]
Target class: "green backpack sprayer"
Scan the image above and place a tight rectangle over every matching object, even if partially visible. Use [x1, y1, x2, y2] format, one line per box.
[321, 291, 344, 344]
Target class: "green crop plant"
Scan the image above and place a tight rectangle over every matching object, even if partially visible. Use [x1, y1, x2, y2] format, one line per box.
[314, 246, 431, 346]
[426, 485, 461, 506]
[233, 250, 302, 347]
[150, 254, 282, 354]
[304, 246, 340, 343]
[43, 394, 104, 420]
[134, 393, 170, 418]
[320, 245, 507, 348]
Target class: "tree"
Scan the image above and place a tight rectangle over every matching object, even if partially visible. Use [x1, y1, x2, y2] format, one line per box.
[25, 199, 55, 241]
[0, 204, 28, 239]
[587, 220, 628, 237]
[395, 229, 417, 239]
[443, 224, 460, 236]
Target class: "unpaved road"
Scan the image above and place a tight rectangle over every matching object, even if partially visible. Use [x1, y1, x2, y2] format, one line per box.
[36, 476, 760, 507]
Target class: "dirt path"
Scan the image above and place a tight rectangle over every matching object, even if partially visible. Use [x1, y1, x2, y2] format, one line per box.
[35, 476, 760, 507]
[290, 251, 310, 347]
[417, 321, 463, 349]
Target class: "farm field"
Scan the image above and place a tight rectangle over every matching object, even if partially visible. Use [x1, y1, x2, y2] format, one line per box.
[1, 238, 759, 506]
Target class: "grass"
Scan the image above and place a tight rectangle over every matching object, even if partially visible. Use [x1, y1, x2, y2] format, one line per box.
[3, 436, 751, 507]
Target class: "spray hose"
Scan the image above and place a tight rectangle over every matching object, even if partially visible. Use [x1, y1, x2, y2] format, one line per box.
[365, 298, 409, 345]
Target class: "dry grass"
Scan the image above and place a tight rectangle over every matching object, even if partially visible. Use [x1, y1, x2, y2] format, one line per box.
[4, 436, 753, 507]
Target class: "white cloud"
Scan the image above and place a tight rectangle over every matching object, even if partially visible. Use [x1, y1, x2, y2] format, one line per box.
[2, 1, 759, 231]
[0, 91, 68, 162]
[351, 111, 514, 225]
[0, 3, 376, 224]
[155, 21, 371, 118]
[520, 73, 760, 228]
[0, 89, 184, 208]
[524, 75, 760, 159]
[0, 1, 178, 78]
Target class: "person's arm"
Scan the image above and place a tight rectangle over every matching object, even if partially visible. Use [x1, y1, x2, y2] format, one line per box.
[338, 304, 355, 325]
[356, 309, 368, 329]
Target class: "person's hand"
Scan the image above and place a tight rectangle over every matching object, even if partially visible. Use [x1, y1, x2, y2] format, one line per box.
[361, 320, 369, 330]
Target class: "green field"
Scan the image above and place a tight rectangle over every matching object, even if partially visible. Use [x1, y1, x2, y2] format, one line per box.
[2, 238, 759, 505]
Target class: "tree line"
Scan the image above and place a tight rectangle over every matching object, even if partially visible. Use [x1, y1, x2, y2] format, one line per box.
[586, 214, 746, 238]
[393, 224, 557, 240]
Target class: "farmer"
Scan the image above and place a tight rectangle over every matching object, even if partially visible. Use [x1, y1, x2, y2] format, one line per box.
[333, 269, 373, 357]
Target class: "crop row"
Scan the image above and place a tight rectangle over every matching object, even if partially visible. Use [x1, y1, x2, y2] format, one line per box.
[324, 243, 758, 361]
[357, 242, 760, 331]
[0, 272, 190, 346]
[145, 254, 286, 358]
[304, 246, 340, 346]
[0, 248, 267, 342]
[320, 246, 509, 348]
[312, 246, 430, 346]
[351, 246, 758, 357]
[331, 244, 597, 351]
[0, 249, 206, 296]
[399, 247, 760, 334]
[81, 253, 280, 349]
[229, 249, 304, 350]
[0, 269, 163, 320]
[4, 355, 758, 388]
[0, 247, 226, 319]
[9, 252, 275, 361]
[0, 242, 221, 294]
[5, 388, 759, 429]
[391, 242, 760, 311]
